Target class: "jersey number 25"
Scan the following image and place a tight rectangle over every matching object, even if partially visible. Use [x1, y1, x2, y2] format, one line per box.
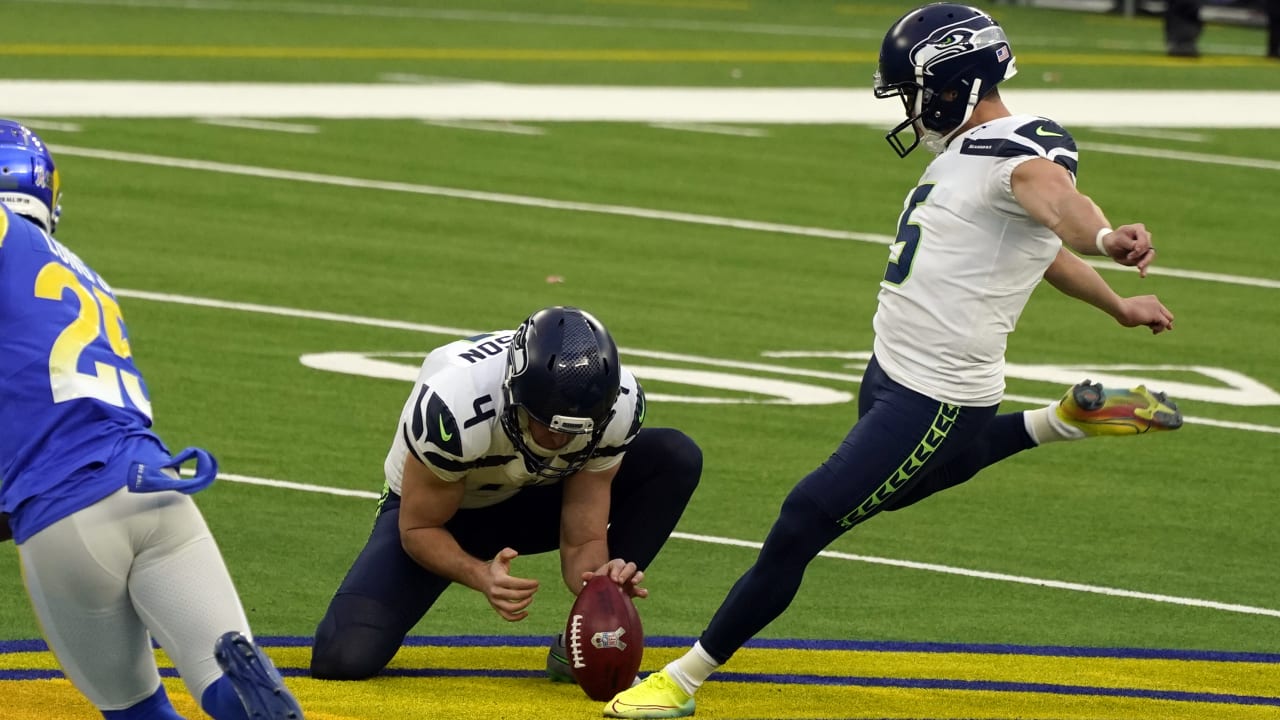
[35, 262, 152, 418]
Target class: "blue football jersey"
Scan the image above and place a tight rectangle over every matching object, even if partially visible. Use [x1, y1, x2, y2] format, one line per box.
[0, 205, 170, 542]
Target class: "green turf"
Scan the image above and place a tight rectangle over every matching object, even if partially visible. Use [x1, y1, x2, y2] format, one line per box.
[1, 0, 1278, 660]
[1, 1, 1276, 86]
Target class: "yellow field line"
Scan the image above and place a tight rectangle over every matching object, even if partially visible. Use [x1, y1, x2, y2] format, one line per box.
[2, 44, 1275, 66]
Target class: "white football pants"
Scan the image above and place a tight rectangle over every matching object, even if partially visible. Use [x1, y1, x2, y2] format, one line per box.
[18, 487, 253, 710]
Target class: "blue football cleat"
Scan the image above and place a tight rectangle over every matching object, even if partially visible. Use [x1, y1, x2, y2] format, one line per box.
[214, 632, 304, 720]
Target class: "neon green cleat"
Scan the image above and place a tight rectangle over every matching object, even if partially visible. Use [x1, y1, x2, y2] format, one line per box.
[1056, 380, 1183, 435]
[604, 670, 695, 718]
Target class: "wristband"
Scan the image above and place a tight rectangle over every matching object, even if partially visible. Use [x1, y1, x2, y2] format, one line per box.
[1095, 227, 1112, 255]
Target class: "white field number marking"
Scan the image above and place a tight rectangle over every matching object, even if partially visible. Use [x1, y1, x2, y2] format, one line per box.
[301, 350, 1278, 408]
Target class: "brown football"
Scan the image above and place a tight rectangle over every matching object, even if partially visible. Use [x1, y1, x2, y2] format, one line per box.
[565, 575, 644, 701]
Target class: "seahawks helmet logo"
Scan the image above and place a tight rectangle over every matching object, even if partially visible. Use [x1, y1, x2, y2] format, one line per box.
[910, 21, 1009, 75]
[508, 323, 530, 378]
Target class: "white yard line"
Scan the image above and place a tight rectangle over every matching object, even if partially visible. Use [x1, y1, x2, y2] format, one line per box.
[650, 122, 769, 137]
[196, 118, 319, 134]
[1090, 128, 1209, 143]
[50, 143, 1280, 291]
[420, 119, 546, 135]
[13, 119, 82, 132]
[49, 144, 888, 243]
[378, 73, 499, 85]
[1082, 142, 1280, 171]
[112, 287, 1280, 436]
[215, 470, 1280, 620]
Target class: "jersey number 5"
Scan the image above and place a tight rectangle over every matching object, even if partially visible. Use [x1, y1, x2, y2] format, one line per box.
[35, 262, 152, 418]
[884, 183, 934, 286]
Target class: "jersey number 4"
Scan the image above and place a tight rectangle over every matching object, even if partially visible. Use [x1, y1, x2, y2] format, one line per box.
[35, 262, 152, 418]
[884, 183, 934, 286]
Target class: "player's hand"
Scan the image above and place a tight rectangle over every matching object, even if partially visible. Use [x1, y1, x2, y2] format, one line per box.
[1115, 295, 1174, 334]
[582, 559, 648, 599]
[1100, 224, 1157, 277]
[0, 513, 11, 543]
[484, 547, 540, 621]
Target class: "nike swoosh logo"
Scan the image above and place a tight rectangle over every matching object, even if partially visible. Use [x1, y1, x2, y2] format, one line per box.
[1035, 126, 1064, 137]
[438, 415, 453, 442]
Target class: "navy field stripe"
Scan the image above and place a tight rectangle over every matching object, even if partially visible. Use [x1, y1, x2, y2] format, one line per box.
[6, 635, 1280, 663]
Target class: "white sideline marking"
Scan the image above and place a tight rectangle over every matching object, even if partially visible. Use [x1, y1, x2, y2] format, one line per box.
[50, 143, 1280, 291]
[197, 118, 319, 134]
[214, 471, 1280, 619]
[421, 119, 546, 136]
[9, 81, 1280, 129]
[650, 122, 769, 137]
[111, 287, 1280, 435]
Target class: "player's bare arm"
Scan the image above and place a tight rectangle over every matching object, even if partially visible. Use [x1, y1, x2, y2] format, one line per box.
[1043, 248, 1174, 334]
[398, 453, 540, 620]
[560, 464, 647, 598]
[1011, 158, 1157, 277]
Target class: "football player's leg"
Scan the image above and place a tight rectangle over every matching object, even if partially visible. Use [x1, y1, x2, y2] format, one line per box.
[692, 367, 991, 689]
[445, 481, 564, 557]
[124, 491, 300, 720]
[442, 487, 569, 681]
[882, 411, 1035, 512]
[605, 427, 702, 570]
[312, 492, 450, 680]
[18, 489, 185, 719]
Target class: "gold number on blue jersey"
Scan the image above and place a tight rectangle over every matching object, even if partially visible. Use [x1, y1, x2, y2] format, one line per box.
[884, 183, 935, 286]
[34, 262, 152, 417]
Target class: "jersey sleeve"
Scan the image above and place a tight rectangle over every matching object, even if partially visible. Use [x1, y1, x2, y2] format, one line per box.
[961, 118, 1079, 217]
[582, 370, 644, 474]
[399, 381, 484, 482]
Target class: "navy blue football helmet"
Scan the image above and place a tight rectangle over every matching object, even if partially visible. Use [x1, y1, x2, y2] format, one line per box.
[0, 120, 61, 232]
[500, 306, 621, 480]
[873, 3, 1017, 157]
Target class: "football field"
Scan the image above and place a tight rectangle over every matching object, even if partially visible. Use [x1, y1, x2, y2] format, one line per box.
[1, 1, 1278, 718]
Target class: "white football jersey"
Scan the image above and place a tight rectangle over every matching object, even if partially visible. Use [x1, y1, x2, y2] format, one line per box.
[872, 114, 1079, 406]
[383, 331, 644, 508]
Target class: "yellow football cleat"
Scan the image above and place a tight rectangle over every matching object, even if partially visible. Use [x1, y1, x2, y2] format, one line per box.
[604, 670, 695, 719]
[1056, 380, 1183, 435]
